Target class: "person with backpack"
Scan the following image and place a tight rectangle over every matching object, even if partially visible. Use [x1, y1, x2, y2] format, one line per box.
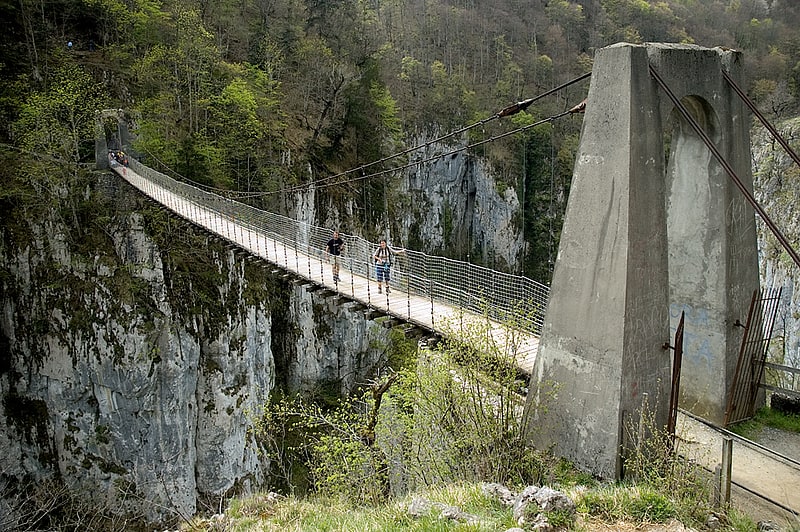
[372, 239, 404, 294]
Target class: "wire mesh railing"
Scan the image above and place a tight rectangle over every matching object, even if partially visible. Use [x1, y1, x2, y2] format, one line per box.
[114, 156, 551, 335]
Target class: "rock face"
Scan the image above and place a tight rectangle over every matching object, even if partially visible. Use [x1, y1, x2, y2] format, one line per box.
[752, 118, 800, 372]
[395, 134, 525, 272]
[0, 136, 522, 525]
[0, 174, 388, 524]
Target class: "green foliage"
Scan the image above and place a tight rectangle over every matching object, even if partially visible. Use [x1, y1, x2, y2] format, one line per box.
[4, 0, 800, 189]
[198, 478, 769, 531]
[14, 63, 103, 161]
[214, 483, 524, 531]
[552, 458, 596, 488]
[12, 62, 102, 183]
[515, 120, 567, 283]
[627, 488, 675, 522]
[310, 433, 388, 506]
[0, 70, 28, 134]
[0, 477, 148, 531]
[541, 507, 577, 529]
[249, 395, 311, 496]
[82, 0, 142, 46]
[729, 405, 800, 440]
[622, 405, 711, 513]
[613, 401, 718, 530]
[369, 80, 403, 151]
[9, 63, 106, 242]
[724, 507, 762, 532]
[252, 321, 422, 500]
[252, 317, 551, 506]
[575, 485, 674, 523]
[425, 60, 475, 130]
[252, 386, 392, 506]
[385, 327, 419, 371]
[5, 0, 797, 282]
[601, 0, 681, 43]
[576, 488, 620, 520]
[390, 343, 546, 491]
[388, 314, 566, 493]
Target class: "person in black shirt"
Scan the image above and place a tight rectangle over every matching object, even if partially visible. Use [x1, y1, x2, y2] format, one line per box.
[325, 231, 345, 282]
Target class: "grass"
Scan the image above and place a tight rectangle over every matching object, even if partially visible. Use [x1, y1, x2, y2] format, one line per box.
[182, 480, 769, 532]
[728, 406, 800, 440]
[200, 484, 519, 531]
[226, 336, 799, 532]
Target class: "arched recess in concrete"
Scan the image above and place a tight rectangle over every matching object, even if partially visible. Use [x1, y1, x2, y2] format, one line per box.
[523, 43, 759, 480]
[665, 93, 758, 424]
[666, 97, 724, 419]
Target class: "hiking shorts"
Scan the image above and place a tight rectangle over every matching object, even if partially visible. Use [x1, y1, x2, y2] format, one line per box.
[376, 263, 390, 282]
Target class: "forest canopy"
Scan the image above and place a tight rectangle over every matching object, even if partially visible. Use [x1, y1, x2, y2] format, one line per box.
[1, 0, 799, 279]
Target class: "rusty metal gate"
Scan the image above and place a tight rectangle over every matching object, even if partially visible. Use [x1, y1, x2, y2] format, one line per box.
[724, 288, 783, 426]
[667, 311, 684, 440]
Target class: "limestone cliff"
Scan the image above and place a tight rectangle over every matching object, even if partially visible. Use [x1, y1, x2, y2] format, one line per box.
[397, 137, 525, 272]
[0, 173, 387, 524]
[752, 118, 800, 372]
[313, 134, 526, 273]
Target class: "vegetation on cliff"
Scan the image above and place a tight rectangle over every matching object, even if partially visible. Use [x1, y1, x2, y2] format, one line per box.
[190, 323, 787, 532]
[4, 0, 800, 280]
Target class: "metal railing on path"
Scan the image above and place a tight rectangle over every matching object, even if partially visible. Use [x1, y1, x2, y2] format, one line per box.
[111, 156, 549, 369]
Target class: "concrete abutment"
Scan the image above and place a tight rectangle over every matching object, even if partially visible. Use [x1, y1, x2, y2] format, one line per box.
[523, 43, 759, 479]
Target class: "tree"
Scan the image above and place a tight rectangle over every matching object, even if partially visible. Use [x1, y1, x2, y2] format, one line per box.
[544, 0, 587, 53]
[493, 35, 524, 102]
[287, 36, 356, 156]
[132, 8, 223, 182]
[206, 68, 285, 192]
[52, 67, 102, 161]
[253, 319, 547, 503]
[511, 112, 568, 284]
[425, 60, 473, 130]
[599, 0, 679, 43]
[12, 62, 105, 237]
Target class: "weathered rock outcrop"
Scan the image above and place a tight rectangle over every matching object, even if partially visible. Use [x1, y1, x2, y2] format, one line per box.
[312, 133, 526, 273]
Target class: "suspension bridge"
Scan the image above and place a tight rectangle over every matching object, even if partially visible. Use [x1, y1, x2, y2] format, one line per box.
[102, 42, 800, 518]
[109, 156, 550, 375]
[108, 151, 800, 521]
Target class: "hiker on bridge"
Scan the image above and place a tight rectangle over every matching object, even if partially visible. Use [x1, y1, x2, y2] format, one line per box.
[325, 230, 345, 283]
[373, 239, 405, 294]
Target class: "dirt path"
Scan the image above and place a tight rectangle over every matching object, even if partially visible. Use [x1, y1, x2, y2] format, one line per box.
[752, 425, 800, 460]
[675, 412, 800, 526]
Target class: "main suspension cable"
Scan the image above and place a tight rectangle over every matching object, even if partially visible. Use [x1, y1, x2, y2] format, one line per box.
[304, 108, 579, 193]
[279, 72, 592, 195]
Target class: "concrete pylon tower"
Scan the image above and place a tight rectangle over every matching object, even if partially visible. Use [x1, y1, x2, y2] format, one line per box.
[523, 43, 759, 479]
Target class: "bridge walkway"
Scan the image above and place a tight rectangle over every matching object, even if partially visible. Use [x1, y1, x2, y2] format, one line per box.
[111, 158, 543, 374]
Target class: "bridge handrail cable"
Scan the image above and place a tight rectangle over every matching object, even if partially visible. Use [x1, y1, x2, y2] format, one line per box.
[122, 157, 551, 334]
